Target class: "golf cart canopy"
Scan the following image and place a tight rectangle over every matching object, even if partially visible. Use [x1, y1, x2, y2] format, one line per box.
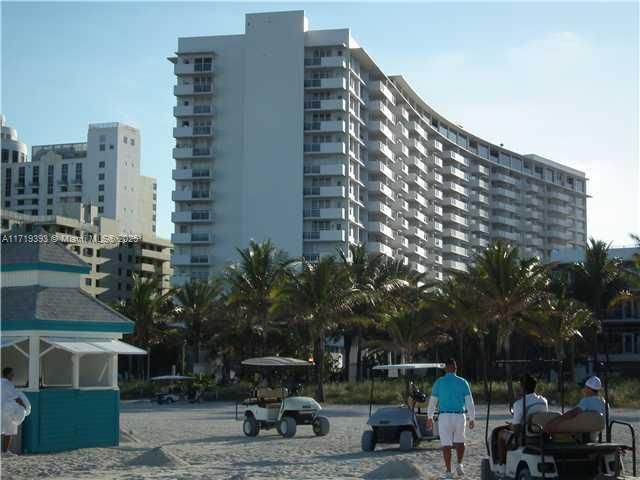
[150, 375, 194, 381]
[372, 363, 445, 371]
[241, 356, 312, 367]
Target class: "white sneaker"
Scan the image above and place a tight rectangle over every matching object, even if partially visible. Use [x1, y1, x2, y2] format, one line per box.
[455, 464, 465, 478]
[440, 472, 454, 480]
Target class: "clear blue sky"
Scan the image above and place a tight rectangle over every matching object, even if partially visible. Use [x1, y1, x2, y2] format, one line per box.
[2, 2, 638, 244]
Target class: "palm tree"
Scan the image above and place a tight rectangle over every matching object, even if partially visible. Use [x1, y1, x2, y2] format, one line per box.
[113, 274, 172, 379]
[467, 241, 550, 401]
[272, 256, 355, 401]
[433, 276, 490, 381]
[569, 238, 628, 373]
[527, 295, 593, 389]
[173, 279, 223, 367]
[337, 244, 416, 381]
[225, 240, 294, 350]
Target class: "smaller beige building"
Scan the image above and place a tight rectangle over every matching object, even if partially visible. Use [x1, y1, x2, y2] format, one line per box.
[1, 205, 172, 303]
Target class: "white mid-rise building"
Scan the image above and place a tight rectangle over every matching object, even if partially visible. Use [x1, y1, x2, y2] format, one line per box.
[1, 119, 157, 235]
[170, 10, 588, 285]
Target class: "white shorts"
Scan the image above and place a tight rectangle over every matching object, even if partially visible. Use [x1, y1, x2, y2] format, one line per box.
[438, 413, 466, 447]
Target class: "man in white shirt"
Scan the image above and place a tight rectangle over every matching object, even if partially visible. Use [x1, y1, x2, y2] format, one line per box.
[1, 367, 26, 453]
[497, 374, 548, 466]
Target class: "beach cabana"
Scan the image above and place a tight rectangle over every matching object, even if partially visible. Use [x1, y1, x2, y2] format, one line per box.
[1, 232, 145, 453]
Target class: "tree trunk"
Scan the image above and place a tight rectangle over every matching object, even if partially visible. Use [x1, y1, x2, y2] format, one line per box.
[355, 335, 363, 382]
[314, 336, 326, 401]
[146, 350, 151, 380]
[479, 334, 489, 400]
[457, 331, 464, 375]
[343, 333, 352, 382]
[504, 335, 514, 405]
[569, 341, 577, 382]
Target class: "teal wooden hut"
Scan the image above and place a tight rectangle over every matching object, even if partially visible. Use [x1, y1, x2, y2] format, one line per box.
[0, 232, 146, 453]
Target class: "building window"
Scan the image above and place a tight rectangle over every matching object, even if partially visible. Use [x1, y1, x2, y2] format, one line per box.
[130, 138, 135, 146]
[85, 278, 92, 286]
[98, 184, 104, 191]
[99, 173, 105, 180]
[47, 198, 53, 205]
[1, 149, 8, 163]
[99, 144, 105, 151]
[99, 134, 106, 142]
[46, 209, 53, 215]
[4, 168, 11, 196]
[98, 195, 104, 202]
[32, 165, 39, 184]
[61, 164, 68, 182]
[123, 136, 128, 144]
[12, 151, 18, 163]
[99, 161, 105, 168]
[75, 163, 82, 182]
[98, 206, 104, 213]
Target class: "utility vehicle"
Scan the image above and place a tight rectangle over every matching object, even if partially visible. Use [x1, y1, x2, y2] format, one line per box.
[361, 363, 445, 452]
[481, 360, 636, 480]
[236, 356, 330, 438]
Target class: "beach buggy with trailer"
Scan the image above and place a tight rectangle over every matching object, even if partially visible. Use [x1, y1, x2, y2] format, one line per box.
[361, 363, 445, 452]
[481, 360, 637, 480]
[236, 356, 330, 438]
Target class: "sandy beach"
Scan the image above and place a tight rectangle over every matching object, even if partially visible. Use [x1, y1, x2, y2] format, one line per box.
[2, 401, 638, 480]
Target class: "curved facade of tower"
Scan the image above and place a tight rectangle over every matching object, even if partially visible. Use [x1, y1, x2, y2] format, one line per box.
[170, 11, 588, 284]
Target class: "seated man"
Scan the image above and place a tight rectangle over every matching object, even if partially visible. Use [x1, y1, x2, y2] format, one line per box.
[496, 374, 549, 468]
[544, 376, 606, 434]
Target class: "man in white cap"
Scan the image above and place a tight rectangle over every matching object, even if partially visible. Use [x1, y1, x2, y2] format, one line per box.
[544, 376, 606, 433]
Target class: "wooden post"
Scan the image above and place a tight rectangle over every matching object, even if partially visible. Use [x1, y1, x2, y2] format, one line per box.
[72, 354, 80, 389]
[28, 336, 40, 391]
[110, 354, 118, 389]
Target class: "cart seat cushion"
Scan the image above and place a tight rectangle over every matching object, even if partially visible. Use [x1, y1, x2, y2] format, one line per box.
[550, 411, 604, 433]
[528, 411, 562, 432]
[414, 401, 428, 409]
[254, 387, 288, 404]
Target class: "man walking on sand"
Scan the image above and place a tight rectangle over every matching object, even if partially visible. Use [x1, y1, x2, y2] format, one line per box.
[427, 358, 475, 479]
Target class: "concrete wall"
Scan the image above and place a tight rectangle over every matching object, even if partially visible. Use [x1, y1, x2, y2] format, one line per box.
[241, 11, 305, 260]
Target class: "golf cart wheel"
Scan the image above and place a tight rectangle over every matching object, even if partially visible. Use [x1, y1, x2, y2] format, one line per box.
[243, 415, 260, 437]
[312, 416, 330, 436]
[278, 416, 297, 438]
[480, 458, 493, 480]
[517, 466, 532, 480]
[399, 430, 414, 451]
[361, 430, 376, 452]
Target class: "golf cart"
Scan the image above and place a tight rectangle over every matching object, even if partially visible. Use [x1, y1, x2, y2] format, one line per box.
[151, 375, 194, 404]
[361, 363, 445, 452]
[481, 360, 637, 480]
[235, 356, 330, 438]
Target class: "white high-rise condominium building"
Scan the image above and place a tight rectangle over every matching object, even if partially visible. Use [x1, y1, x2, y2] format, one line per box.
[170, 11, 587, 285]
[1, 118, 158, 235]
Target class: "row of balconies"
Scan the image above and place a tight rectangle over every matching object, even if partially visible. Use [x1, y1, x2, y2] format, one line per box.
[303, 164, 346, 176]
[172, 254, 211, 266]
[304, 56, 348, 69]
[173, 126, 212, 138]
[303, 99, 347, 112]
[172, 210, 212, 223]
[303, 142, 347, 154]
[173, 147, 212, 159]
[174, 62, 213, 75]
[303, 120, 347, 133]
[304, 77, 347, 90]
[303, 208, 346, 220]
[171, 232, 213, 244]
[303, 186, 346, 198]
[174, 83, 213, 96]
[172, 189, 212, 202]
[303, 230, 346, 242]
[172, 168, 212, 180]
[174, 105, 213, 117]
